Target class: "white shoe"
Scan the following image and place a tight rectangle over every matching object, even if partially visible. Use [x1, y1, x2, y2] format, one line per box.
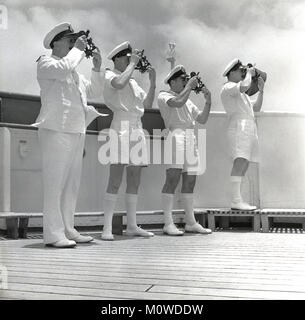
[185, 223, 212, 234]
[125, 226, 154, 237]
[231, 202, 257, 211]
[71, 234, 94, 243]
[163, 223, 184, 236]
[101, 230, 114, 241]
[46, 239, 76, 248]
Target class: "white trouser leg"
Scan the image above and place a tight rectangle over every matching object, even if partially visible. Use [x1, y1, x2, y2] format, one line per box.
[62, 134, 85, 239]
[39, 129, 79, 244]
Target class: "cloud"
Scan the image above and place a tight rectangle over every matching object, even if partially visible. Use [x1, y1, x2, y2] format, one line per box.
[0, 0, 305, 111]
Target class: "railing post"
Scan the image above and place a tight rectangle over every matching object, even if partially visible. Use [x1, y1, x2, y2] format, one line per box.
[0, 127, 10, 212]
[0, 127, 18, 238]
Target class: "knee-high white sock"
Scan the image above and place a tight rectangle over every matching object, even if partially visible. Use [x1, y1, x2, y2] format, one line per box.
[125, 193, 138, 229]
[231, 176, 243, 203]
[180, 193, 196, 225]
[103, 193, 118, 232]
[162, 193, 174, 226]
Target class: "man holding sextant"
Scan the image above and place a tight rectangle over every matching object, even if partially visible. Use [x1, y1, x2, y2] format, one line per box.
[158, 65, 212, 236]
[221, 58, 265, 211]
[33, 22, 107, 248]
[101, 41, 156, 240]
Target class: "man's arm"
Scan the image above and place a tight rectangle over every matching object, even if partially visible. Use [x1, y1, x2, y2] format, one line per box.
[252, 77, 265, 112]
[37, 36, 87, 80]
[239, 67, 256, 93]
[167, 76, 198, 108]
[111, 50, 141, 89]
[196, 87, 212, 125]
[84, 48, 105, 99]
[143, 67, 156, 109]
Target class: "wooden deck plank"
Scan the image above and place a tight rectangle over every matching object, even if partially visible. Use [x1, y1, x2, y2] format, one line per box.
[1, 283, 234, 300]
[7, 269, 305, 287]
[0, 290, 120, 300]
[5, 265, 305, 284]
[149, 285, 305, 300]
[8, 275, 151, 292]
[2, 237, 305, 254]
[2, 248, 305, 264]
[8, 272, 305, 294]
[3, 246, 305, 257]
[3, 258, 305, 277]
[2, 253, 305, 274]
[2, 253, 305, 264]
[3, 255, 305, 277]
[2, 242, 305, 258]
[2, 241, 305, 256]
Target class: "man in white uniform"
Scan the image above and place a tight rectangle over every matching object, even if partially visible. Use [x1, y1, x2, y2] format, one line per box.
[101, 41, 156, 240]
[33, 22, 106, 248]
[221, 58, 265, 210]
[158, 65, 212, 236]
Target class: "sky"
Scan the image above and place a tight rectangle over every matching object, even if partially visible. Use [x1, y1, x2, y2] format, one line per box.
[0, 0, 305, 111]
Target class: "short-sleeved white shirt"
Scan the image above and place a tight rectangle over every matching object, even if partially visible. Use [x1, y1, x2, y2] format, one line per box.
[157, 90, 201, 130]
[103, 68, 146, 117]
[220, 81, 254, 119]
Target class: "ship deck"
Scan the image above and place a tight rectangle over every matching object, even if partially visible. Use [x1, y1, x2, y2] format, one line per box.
[1, 229, 305, 300]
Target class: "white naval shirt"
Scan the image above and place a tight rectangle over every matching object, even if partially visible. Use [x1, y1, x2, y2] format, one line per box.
[33, 47, 104, 134]
[220, 81, 254, 120]
[157, 90, 201, 130]
[103, 69, 146, 115]
[221, 80, 259, 162]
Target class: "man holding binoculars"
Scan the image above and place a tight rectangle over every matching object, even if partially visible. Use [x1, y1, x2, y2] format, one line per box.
[221, 58, 265, 211]
[33, 22, 106, 248]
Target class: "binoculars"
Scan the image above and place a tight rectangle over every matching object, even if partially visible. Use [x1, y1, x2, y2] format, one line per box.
[242, 63, 267, 96]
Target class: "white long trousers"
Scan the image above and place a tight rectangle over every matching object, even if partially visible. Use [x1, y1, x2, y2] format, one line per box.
[38, 129, 85, 244]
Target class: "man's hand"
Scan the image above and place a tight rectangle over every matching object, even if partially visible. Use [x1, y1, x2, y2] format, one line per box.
[92, 47, 102, 71]
[202, 86, 211, 103]
[257, 76, 265, 92]
[247, 67, 256, 77]
[147, 66, 156, 84]
[130, 49, 141, 65]
[74, 35, 88, 51]
[186, 76, 198, 90]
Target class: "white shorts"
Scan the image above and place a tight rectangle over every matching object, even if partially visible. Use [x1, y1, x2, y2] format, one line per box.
[227, 119, 259, 162]
[104, 117, 149, 166]
[164, 129, 201, 175]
